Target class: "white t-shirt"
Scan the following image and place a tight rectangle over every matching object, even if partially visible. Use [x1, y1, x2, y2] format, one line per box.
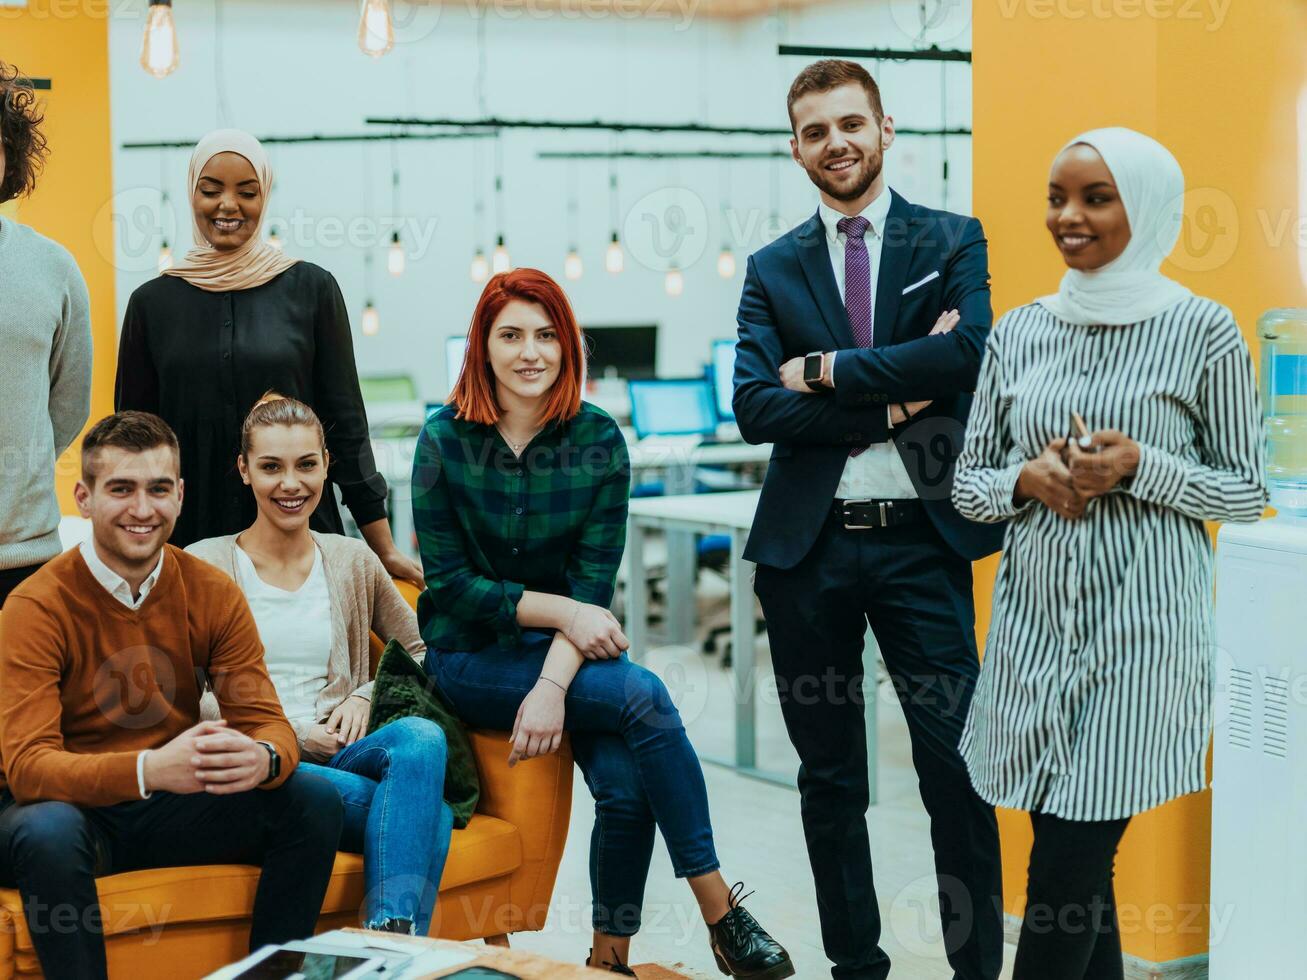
[233, 544, 332, 728]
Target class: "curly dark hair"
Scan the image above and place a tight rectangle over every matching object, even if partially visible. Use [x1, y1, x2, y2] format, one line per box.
[0, 61, 49, 204]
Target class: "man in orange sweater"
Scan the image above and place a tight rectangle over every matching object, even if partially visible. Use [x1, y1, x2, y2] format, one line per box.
[0, 412, 343, 979]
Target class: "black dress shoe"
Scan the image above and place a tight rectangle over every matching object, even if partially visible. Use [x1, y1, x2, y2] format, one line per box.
[586, 946, 637, 976]
[708, 883, 795, 979]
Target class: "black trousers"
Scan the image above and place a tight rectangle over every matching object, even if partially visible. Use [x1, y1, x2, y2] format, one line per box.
[0, 770, 343, 980]
[0, 562, 45, 607]
[1013, 812, 1131, 980]
[754, 516, 1004, 980]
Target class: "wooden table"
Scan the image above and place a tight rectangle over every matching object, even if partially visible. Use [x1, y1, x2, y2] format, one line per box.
[338, 930, 691, 979]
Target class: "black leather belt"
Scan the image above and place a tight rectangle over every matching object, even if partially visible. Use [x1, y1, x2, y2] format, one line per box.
[832, 498, 924, 530]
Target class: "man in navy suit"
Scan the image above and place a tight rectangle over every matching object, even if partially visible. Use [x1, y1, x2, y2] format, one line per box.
[733, 60, 1005, 980]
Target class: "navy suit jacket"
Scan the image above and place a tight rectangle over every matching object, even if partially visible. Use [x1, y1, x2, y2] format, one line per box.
[732, 190, 1007, 568]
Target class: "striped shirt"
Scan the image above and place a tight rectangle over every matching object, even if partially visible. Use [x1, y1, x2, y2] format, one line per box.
[412, 401, 630, 653]
[952, 297, 1266, 820]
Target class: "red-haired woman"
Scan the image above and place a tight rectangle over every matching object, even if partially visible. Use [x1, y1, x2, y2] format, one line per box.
[414, 269, 793, 979]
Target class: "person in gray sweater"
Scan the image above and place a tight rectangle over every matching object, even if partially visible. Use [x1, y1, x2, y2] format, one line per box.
[0, 62, 93, 604]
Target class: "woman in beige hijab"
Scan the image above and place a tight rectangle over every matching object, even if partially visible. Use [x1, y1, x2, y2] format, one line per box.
[115, 129, 423, 585]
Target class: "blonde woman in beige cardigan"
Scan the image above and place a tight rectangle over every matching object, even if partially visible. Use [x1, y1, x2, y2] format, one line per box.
[188, 392, 453, 937]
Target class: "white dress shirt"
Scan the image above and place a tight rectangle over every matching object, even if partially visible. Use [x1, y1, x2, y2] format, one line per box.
[818, 191, 918, 500]
[79, 539, 164, 610]
[78, 539, 165, 799]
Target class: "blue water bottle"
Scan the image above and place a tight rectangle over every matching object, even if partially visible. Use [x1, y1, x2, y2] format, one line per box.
[1258, 308, 1307, 517]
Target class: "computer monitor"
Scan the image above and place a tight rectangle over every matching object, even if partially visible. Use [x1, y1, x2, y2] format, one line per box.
[584, 325, 658, 380]
[445, 335, 467, 393]
[710, 339, 736, 422]
[628, 378, 718, 440]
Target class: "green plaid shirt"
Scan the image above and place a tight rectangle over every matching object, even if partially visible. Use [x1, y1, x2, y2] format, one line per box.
[413, 402, 631, 653]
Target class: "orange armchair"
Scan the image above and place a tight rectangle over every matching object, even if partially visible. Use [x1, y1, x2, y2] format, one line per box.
[0, 581, 573, 979]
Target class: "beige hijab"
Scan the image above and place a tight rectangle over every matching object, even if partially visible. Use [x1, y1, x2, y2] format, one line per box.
[162, 129, 299, 292]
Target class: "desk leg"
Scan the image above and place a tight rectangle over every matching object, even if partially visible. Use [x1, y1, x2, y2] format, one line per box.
[862, 626, 879, 806]
[663, 465, 697, 646]
[627, 520, 648, 664]
[729, 528, 756, 770]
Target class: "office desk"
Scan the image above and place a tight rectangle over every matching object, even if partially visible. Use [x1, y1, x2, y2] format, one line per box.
[625, 490, 880, 795]
[627, 441, 772, 643]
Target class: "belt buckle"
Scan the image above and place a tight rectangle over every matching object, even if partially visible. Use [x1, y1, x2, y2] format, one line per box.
[842, 498, 877, 530]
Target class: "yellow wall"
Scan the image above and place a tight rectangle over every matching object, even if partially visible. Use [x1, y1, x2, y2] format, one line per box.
[3, 0, 116, 510]
[973, 0, 1307, 964]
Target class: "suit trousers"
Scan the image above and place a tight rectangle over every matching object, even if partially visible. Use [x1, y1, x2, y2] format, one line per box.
[754, 514, 1004, 980]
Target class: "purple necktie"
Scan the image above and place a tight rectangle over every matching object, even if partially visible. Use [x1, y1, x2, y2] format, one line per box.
[838, 215, 872, 456]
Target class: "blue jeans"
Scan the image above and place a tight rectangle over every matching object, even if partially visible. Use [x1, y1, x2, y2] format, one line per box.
[299, 717, 455, 936]
[427, 629, 720, 937]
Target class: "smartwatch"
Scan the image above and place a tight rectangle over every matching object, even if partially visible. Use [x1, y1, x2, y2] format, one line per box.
[259, 742, 281, 784]
[803, 352, 827, 391]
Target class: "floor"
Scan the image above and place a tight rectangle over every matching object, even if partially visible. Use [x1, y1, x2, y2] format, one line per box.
[509, 577, 1019, 979]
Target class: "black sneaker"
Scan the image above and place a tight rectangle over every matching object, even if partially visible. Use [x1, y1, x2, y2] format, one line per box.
[708, 883, 795, 980]
[586, 946, 637, 976]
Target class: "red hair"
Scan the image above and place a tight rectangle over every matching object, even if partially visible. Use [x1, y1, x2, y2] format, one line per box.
[450, 268, 585, 426]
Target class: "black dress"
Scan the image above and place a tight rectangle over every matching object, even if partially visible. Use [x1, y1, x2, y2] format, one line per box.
[115, 262, 388, 548]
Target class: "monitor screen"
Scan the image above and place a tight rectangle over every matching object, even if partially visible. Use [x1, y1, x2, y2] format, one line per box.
[628, 378, 718, 440]
[445, 335, 467, 393]
[584, 325, 658, 381]
[711, 339, 736, 421]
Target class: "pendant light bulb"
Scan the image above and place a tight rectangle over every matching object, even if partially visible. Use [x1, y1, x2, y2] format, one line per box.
[157, 240, 173, 274]
[492, 235, 511, 274]
[605, 232, 624, 274]
[664, 264, 684, 298]
[716, 246, 736, 279]
[358, 0, 395, 59]
[470, 250, 489, 283]
[140, 0, 180, 79]
[361, 301, 380, 336]
[267, 227, 283, 251]
[387, 232, 405, 277]
[564, 247, 583, 281]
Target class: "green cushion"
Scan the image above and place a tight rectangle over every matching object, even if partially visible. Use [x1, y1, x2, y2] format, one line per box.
[366, 640, 480, 828]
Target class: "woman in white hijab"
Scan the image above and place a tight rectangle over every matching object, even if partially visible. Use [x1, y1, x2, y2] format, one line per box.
[114, 129, 423, 586]
[951, 128, 1266, 979]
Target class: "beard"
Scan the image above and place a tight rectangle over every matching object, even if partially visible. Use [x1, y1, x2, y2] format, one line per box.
[803, 150, 882, 203]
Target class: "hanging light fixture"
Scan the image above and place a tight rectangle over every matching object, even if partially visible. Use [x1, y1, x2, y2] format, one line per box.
[492, 235, 511, 274]
[388, 231, 405, 276]
[605, 170, 624, 274]
[605, 232, 624, 274]
[267, 226, 284, 251]
[664, 263, 684, 298]
[717, 161, 736, 279]
[562, 163, 583, 281]
[157, 239, 173, 274]
[716, 246, 736, 279]
[470, 249, 490, 283]
[140, 0, 180, 79]
[361, 300, 380, 336]
[357, 0, 395, 59]
[564, 248, 583, 281]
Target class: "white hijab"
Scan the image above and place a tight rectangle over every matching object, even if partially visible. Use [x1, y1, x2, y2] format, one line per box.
[1036, 127, 1192, 326]
[162, 129, 299, 293]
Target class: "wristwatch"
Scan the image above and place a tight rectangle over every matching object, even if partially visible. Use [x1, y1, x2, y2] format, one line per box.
[803, 351, 827, 391]
[259, 742, 281, 784]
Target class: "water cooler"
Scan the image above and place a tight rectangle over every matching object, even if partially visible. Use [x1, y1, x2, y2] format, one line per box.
[1209, 309, 1307, 977]
[1210, 519, 1307, 977]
